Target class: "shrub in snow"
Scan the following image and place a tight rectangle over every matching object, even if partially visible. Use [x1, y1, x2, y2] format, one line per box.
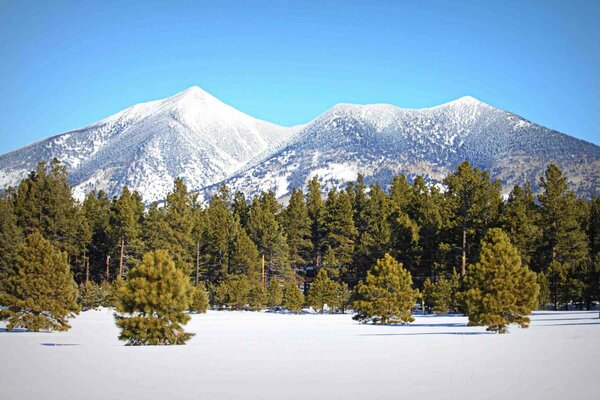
[190, 282, 210, 314]
[114, 250, 194, 345]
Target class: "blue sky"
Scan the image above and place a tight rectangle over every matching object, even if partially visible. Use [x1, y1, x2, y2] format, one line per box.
[0, 0, 599, 153]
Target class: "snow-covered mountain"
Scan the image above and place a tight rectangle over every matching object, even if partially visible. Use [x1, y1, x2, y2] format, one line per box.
[1, 89, 599, 203]
[201, 96, 600, 200]
[0, 86, 299, 202]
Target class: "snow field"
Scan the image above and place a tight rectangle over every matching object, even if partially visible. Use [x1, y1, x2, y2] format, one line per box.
[1, 310, 598, 400]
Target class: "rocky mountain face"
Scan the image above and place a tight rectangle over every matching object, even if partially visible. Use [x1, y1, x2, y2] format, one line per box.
[1, 88, 599, 203]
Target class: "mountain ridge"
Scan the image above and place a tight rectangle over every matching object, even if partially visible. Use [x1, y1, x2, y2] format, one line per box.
[1, 87, 598, 202]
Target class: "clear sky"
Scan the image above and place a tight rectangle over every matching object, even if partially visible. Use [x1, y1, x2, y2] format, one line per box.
[0, 0, 599, 153]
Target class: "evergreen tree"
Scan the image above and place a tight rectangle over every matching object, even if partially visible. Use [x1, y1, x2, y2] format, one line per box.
[109, 186, 144, 278]
[0, 191, 22, 288]
[282, 280, 304, 313]
[422, 276, 452, 314]
[246, 192, 291, 281]
[463, 228, 539, 333]
[267, 279, 283, 307]
[538, 164, 589, 268]
[355, 184, 391, 282]
[281, 188, 313, 271]
[336, 282, 352, 313]
[308, 269, 338, 313]
[115, 250, 194, 345]
[214, 274, 251, 310]
[247, 280, 268, 311]
[322, 189, 357, 281]
[306, 176, 325, 266]
[353, 253, 417, 324]
[444, 161, 502, 275]
[500, 183, 541, 268]
[190, 282, 210, 313]
[232, 191, 249, 227]
[0, 232, 79, 331]
[78, 281, 111, 310]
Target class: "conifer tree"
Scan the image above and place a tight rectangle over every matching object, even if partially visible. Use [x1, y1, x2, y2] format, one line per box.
[115, 250, 194, 345]
[322, 189, 357, 280]
[78, 281, 110, 310]
[0, 232, 79, 331]
[214, 274, 251, 310]
[336, 282, 352, 313]
[247, 280, 268, 311]
[444, 161, 502, 275]
[267, 279, 283, 307]
[0, 191, 22, 288]
[500, 183, 541, 267]
[422, 276, 452, 314]
[190, 282, 210, 313]
[308, 269, 338, 313]
[463, 228, 539, 333]
[306, 176, 325, 266]
[538, 164, 588, 268]
[353, 253, 417, 324]
[232, 191, 249, 227]
[109, 186, 144, 278]
[281, 188, 313, 271]
[282, 280, 304, 313]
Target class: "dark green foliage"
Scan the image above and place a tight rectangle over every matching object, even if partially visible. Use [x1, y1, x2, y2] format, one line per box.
[281, 188, 313, 271]
[0, 232, 79, 331]
[214, 274, 251, 310]
[0, 191, 22, 288]
[422, 276, 452, 314]
[353, 253, 417, 324]
[282, 280, 304, 313]
[307, 269, 339, 313]
[306, 176, 325, 266]
[115, 250, 194, 345]
[267, 279, 283, 307]
[322, 189, 357, 280]
[247, 281, 268, 311]
[463, 228, 539, 333]
[78, 281, 112, 310]
[190, 282, 210, 313]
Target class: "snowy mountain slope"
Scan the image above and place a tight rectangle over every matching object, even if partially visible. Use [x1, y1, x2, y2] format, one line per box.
[201, 96, 600, 200]
[0, 87, 298, 202]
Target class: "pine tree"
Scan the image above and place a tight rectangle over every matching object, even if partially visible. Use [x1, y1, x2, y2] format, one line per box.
[422, 276, 452, 314]
[78, 281, 110, 311]
[322, 189, 357, 280]
[214, 274, 251, 310]
[538, 164, 589, 268]
[267, 279, 283, 307]
[353, 253, 417, 324]
[247, 280, 268, 311]
[232, 191, 249, 227]
[281, 188, 313, 271]
[0, 232, 79, 331]
[308, 269, 338, 313]
[109, 186, 144, 279]
[0, 191, 22, 288]
[115, 250, 194, 345]
[444, 161, 502, 275]
[463, 228, 539, 333]
[190, 282, 210, 313]
[500, 183, 541, 268]
[306, 176, 325, 266]
[282, 280, 304, 313]
[336, 282, 352, 313]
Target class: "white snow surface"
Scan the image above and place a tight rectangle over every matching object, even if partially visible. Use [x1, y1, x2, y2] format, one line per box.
[1, 309, 598, 400]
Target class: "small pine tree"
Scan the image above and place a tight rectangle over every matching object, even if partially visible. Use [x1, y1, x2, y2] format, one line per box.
[463, 228, 539, 333]
[115, 250, 194, 345]
[0, 232, 79, 331]
[336, 281, 352, 313]
[353, 253, 417, 324]
[282, 281, 304, 313]
[422, 276, 452, 314]
[247, 281, 268, 311]
[308, 269, 338, 313]
[78, 281, 109, 311]
[267, 279, 283, 307]
[214, 274, 251, 310]
[190, 282, 210, 313]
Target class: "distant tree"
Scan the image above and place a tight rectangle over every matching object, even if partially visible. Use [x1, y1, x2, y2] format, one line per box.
[463, 228, 539, 333]
[0, 232, 79, 331]
[247, 281, 268, 311]
[0, 191, 22, 288]
[214, 274, 251, 310]
[78, 281, 111, 311]
[322, 189, 357, 280]
[353, 253, 417, 325]
[282, 280, 304, 313]
[306, 176, 325, 266]
[267, 279, 283, 307]
[190, 282, 210, 314]
[115, 250, 194, 345]
[308, 269, 338, 313]
[281, 188, 313, 272]
[444, 161, 502, 275]
[422, 276, 452, 314]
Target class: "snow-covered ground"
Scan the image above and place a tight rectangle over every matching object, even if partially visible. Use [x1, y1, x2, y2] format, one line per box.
[1, 310, 598, 399]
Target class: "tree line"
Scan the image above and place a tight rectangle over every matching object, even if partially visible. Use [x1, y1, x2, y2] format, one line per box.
[0, 159, 599, 341]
